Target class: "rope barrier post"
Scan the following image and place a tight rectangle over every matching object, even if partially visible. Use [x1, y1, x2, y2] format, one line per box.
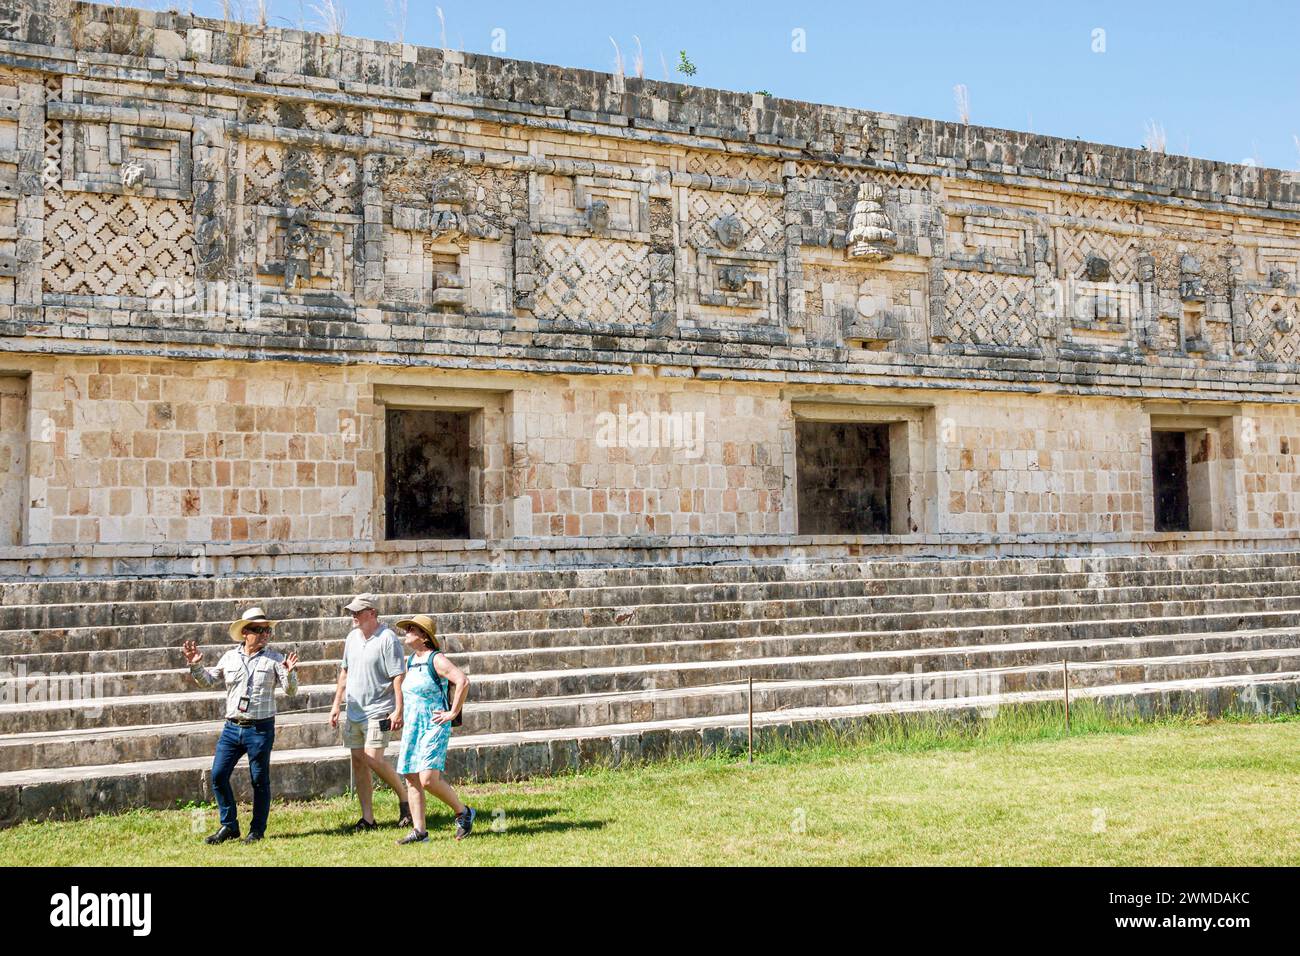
[1062, 659, 1070, 733]
[747, 676, 754, 764]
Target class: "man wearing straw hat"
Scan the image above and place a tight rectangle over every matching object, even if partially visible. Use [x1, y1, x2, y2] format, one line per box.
[182, 606, 299, 845]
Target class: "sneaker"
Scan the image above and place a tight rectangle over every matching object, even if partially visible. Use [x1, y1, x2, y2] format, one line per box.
[346, 817, 378, 834]
[204, 825, 241, 845]
[397, 803, 412, 828]
[397, 828, 429, 845]
[454, 806, 476, 841]
[241, 832, 264, 844]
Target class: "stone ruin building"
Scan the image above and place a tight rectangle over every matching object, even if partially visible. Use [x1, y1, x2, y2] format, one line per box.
[0, 1, 1297, 823]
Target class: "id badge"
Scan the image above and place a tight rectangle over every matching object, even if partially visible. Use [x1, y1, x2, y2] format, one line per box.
[237, 696, 251, 714]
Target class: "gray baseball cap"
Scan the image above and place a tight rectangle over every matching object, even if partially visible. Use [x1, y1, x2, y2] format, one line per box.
[343, 593, 377, 613]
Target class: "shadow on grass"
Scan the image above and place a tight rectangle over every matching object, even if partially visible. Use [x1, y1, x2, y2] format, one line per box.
[269, 807, 606, 841]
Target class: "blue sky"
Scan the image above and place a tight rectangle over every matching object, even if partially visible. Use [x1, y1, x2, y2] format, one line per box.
[201, 0, 1299, 170]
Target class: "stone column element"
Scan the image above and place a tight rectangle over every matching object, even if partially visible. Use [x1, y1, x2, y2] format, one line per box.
[358, 153, 384, 306]
[191, 118, 232, 283]
[12, 78, 45, 327]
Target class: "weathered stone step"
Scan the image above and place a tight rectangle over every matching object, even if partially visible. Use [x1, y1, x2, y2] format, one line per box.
[10, 582, 1300, 681]
[2, 638, 1294, 772]
[0, 686, 337, 736]
[415, 596, 1300, 655]
[12, 599, 1300, 703]
[440, 627, 1300, 704]
[7, 618, 1298, 733]
[6, 549, 1300, 627]
[19, 556, 1300, 622]
[3, 671, 1296, 825]
[9, 578, 1300, 660]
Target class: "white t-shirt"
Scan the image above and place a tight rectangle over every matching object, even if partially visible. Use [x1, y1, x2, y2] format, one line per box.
[341, 625, 406, 723]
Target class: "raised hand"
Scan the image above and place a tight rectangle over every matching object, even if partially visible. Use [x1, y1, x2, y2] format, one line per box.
[285, 651, 299, 672]
[182, 639, 203, 665]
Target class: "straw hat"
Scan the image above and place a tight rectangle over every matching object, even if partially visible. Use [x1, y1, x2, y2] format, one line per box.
[394, 613, 440, 649]
[228, 606, 276, 643]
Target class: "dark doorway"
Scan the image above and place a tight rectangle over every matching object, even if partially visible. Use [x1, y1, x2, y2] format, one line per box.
[385, 408, 472, 540]
[796, 420, 891, 534]
[1152, 430, 1190, 532]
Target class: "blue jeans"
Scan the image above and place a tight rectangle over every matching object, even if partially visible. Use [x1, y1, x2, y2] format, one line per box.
[211, 718, 276, 834]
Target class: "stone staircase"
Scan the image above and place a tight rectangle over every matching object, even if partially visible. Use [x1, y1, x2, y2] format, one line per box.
[2, 550, 1300, 825]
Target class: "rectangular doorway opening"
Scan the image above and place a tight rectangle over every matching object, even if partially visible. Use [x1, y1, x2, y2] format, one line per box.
[385, 407, 473, 540]
[1152, 429, 1190, 532]
[795, 420, 891, 534]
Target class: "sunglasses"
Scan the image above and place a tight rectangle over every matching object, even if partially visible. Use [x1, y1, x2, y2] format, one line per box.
[243, 625, 272, 635]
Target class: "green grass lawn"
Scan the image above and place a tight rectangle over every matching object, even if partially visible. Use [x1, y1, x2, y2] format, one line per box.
[3, 706, 1298, 866]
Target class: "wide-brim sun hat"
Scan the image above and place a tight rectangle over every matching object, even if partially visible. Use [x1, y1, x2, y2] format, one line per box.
[394, 613, 440, 649]
[229, 606, 276, 642]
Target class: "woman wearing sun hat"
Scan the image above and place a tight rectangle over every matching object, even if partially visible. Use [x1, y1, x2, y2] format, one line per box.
[392, 613, 475, 844]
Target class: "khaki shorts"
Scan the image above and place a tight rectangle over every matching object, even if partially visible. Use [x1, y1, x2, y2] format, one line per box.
[342, 717, 392, 750]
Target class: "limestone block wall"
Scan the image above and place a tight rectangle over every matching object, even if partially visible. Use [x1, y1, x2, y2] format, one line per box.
[937, 396, 1147, 536]
[0, 1, 1293, 573]
[24, 358, 371, 545]
[513, 378, 787, 539]
[0, 374, 26, 545]
[10, 349, 1299, 558]
[1240, 406, 1300, 532]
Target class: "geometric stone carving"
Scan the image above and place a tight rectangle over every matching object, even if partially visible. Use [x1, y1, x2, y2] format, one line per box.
[64, 122, 191, 198]
[244, 142, 361, 215]
[243, 97, 364, 136]
[841, 270, 925, 345]
[255, 209, 354, 295]
[942, 271, 1040, 349]
[697, 250, 778, 310]
[43, 193, 194, 296]
[533, 235, 651, 325]
[1179, 253, 1207, 303]
[947, 214, 1031, 271]
[1057, 228, 1139, 284]
[1240, 292, 1300, 364]
[537, 175, 648, 239]
[687, 191, 783, 254]
[684, 152, 782, 183]
[41, 77, 61, 191]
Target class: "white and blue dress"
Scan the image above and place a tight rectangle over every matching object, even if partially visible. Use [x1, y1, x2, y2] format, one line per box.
[396, 651, 454, 773]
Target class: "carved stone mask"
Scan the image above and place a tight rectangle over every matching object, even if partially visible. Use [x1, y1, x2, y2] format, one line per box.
[119, 161, 146, 190]
[282, 150, 314, 197]
[713, 215, 743, 249]
[717, 264, 750, 293]
[1083, 254, 1110, 282]
[432, 174, 466, 207]
[587, 200, 611, 232]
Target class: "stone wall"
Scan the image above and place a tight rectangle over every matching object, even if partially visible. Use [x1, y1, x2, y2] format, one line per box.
[0, 0, 1295, 575]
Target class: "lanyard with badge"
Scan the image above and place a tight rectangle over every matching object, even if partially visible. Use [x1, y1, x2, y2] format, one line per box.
[237, 650, 264, 714]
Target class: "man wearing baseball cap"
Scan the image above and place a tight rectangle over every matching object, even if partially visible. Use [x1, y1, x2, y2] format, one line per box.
[329, 593, 411, 831]
[182, 606, 299, 844]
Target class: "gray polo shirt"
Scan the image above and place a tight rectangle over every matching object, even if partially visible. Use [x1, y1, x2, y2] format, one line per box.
[341, 624, 407, 723]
